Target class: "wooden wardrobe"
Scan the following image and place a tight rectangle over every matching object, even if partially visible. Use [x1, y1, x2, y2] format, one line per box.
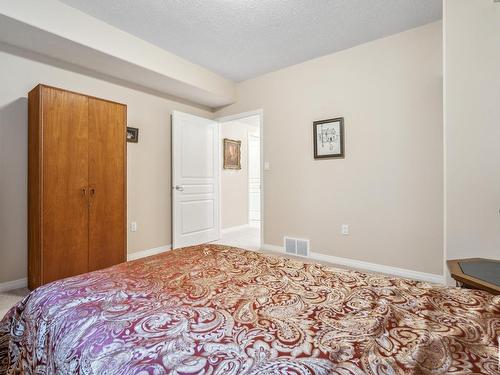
[28, 84, 127, 290]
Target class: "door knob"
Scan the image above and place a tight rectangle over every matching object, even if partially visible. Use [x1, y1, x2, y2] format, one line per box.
[174, 185, 184, 191]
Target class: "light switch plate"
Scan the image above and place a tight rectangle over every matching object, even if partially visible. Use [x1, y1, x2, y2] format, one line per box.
[341, 224, 349, 235]
[130, 221, 137, 232]
[264, 161, 270, 170]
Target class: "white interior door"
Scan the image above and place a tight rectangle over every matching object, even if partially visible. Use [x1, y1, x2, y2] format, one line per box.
[172, 111, 219, 248]
[248, 134, 261, 224]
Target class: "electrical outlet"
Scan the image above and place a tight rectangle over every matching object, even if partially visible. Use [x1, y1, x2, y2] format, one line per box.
[341, 224, 349, 235]
[130, 221, 137, 232]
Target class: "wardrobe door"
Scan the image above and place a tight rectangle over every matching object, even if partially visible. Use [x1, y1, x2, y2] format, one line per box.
[42, 87, 89, 283]
[88, 98, 126, 271]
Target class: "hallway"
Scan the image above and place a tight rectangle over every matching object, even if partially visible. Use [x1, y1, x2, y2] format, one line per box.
[213, 224, 260, 251]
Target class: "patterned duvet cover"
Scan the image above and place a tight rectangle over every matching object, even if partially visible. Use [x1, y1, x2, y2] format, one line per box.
[1, 245, 499, 374]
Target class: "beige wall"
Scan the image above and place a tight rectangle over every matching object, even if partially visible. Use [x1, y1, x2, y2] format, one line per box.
[216, 22, 443, 275]
[220, 121, 250, 229]
[0, 20, 446, 283]
[0, 45, 212, 283]
[444, 1, 500, 264]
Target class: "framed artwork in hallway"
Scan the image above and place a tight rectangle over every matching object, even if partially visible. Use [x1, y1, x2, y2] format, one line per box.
[223, 138, 241, 169]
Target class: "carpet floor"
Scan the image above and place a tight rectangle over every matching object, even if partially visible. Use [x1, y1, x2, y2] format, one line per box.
[0, 288, 29, 319]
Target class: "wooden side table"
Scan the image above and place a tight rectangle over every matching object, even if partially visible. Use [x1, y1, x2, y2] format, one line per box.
[447, 258, 500, 295]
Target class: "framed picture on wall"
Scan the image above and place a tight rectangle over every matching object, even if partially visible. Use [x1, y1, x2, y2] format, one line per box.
[223, 138, 241, 169]
[126, 127, 139, 143]
[313, 117, 344, 159]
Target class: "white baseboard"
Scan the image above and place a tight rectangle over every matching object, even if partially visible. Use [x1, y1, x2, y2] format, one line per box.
[261, 243, 282, 253]
[127, 244, 171, 261]
[0, 278, 27, 292]
[221, 224, 250, 234]
[261, 243, 445, 284]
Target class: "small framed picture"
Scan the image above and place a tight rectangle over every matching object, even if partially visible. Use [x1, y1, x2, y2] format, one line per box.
[126, 127, 139, 143]
[223, 138, 241, 169]
[313, 117, 344, 159]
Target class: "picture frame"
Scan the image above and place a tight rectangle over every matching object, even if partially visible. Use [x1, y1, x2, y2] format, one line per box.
[313, 117, 344, 159]
[223, 138, 241, 169]
[126, 127, 139, 143]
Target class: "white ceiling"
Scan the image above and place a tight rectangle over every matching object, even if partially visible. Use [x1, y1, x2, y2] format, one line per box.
[59, 0, 442, 82]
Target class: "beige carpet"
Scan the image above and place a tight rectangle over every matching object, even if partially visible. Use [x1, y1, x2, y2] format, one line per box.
[0, 288, 29, 319]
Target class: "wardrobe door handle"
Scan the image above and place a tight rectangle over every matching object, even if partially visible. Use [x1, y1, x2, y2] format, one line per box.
[88, 187, 96, 208]
[81, 187, 87, 197]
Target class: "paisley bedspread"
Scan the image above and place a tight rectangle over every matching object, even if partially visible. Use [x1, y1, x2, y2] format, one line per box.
[1, 245, 499, 374]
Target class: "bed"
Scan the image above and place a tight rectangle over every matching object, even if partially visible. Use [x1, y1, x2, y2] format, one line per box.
[1, 244, 499, 374]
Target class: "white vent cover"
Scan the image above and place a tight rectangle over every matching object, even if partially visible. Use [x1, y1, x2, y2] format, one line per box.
[284, 236, 310, 256]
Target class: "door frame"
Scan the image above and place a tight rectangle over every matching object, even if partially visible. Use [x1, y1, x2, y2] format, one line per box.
[216, 109, 264, 250]
[247, 132, 261, 225]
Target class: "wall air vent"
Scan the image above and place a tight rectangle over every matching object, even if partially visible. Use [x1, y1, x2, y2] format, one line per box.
[284, 236, 310, 256]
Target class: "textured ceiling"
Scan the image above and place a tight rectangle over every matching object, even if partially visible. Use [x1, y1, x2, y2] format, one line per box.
[59, 0, 442, 82]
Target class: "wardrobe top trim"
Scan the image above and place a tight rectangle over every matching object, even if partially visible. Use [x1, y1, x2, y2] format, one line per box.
[35, 84, 127, 107]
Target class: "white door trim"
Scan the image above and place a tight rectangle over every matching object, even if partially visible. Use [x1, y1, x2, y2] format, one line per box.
[248, 132, 261, 225]
[216, 110, 264, 250]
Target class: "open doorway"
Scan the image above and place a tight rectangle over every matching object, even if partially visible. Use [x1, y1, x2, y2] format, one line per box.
[214, 111, 262, 250]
